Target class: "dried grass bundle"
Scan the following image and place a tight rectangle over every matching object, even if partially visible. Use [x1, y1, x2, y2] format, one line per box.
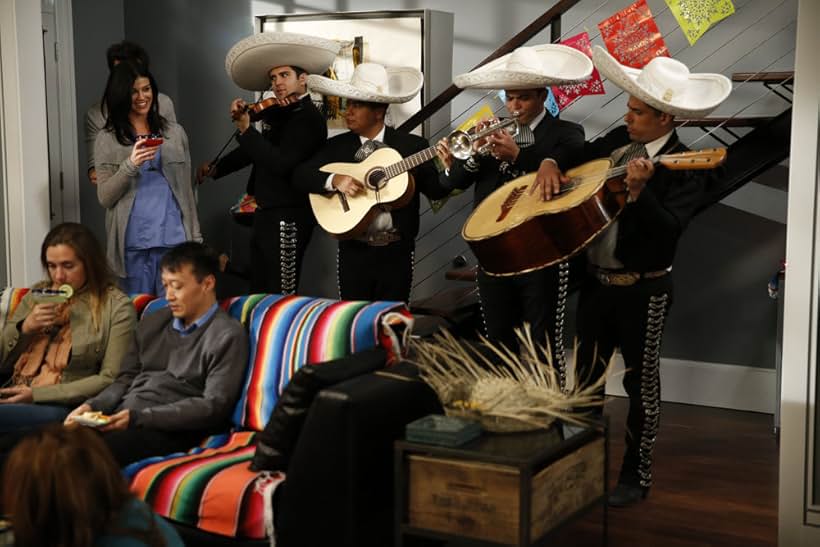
[410, 327, 609, 432]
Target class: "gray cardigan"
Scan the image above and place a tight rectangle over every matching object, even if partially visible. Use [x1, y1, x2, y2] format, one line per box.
[94, 121, 202, 277]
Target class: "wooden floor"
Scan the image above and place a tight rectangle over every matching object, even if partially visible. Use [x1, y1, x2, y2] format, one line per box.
[550, 397, 779, 547]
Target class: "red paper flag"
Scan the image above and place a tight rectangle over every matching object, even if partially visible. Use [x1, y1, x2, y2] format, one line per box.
[552, 32, 605, 109]
[598, 0, 669, 69]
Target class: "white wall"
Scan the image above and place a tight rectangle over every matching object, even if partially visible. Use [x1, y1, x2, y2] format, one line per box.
[779, 0, 820, 541]
[0, 0, 51, 285]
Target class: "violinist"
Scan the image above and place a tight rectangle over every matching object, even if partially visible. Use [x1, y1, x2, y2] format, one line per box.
[197, 32, 338, 294]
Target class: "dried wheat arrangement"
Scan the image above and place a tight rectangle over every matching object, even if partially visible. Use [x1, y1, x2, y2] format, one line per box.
[410, 327, 611, 432]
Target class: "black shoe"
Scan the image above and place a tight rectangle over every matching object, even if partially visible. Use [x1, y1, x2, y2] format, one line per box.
[608, 482, 648, 507]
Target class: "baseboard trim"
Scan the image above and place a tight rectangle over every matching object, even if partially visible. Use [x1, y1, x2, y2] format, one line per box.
[601, 354, 776, 414]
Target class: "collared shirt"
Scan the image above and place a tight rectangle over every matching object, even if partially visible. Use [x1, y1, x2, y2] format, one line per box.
[527, 109, 546, 133]
[172, 302, 219, 336]
[586, 130, 674, 269]
[324, 125, 395, 236]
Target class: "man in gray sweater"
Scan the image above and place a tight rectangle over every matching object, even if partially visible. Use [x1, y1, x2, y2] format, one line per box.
[65, 242, 248, 465]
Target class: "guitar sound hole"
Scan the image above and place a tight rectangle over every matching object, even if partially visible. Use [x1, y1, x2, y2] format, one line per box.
[366, 168, 387, 190]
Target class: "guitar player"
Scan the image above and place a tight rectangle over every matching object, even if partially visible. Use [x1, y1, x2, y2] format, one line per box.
[533, 46, 732, 508]
[295, 63, 449, 302]
[436, 44, 589, 382]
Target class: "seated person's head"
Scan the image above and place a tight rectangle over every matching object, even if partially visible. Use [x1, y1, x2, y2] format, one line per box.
[160, 242, 219, 326]
[41, 222, 114, 297]
[1, 425, 134, 546]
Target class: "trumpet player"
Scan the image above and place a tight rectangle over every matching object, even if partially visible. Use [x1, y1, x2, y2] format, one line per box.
[437, 45, 590, 381]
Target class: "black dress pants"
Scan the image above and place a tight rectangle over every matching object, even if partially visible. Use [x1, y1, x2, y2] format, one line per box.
[251, 207, 315, 295]
[477, 261, 570, 382]
[337, 240, 414, 302]
[576, 273, 673, 489]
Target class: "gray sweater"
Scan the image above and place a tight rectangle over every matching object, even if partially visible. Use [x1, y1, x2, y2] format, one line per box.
[95, 121, 202, 277]
[86, 307, 248, 432]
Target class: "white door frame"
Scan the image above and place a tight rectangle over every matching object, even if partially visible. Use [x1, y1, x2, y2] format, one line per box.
[0, 0, 51, 285]
[779, 0, 820, 543]
[50, 0, 80, 223]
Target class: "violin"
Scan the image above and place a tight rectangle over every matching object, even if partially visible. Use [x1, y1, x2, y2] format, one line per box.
[231, 93, 301, 122]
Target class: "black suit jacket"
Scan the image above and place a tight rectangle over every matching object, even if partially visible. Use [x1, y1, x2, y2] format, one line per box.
[294, 126, 449, 241]
[578, 126, 711, 272]
[445, 114, 585, 208]
[214, 96, 327, 210]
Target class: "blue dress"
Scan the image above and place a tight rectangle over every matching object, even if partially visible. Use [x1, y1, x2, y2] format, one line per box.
[122, 148, 186, 296]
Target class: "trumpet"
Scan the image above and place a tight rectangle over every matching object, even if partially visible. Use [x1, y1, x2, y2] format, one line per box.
[447, 114, 520, 160]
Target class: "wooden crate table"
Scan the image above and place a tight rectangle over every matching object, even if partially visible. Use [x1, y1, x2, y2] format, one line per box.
[394, 422, 607, 546]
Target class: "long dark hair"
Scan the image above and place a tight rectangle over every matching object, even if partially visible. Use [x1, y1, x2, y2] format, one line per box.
[102, 61, 166, 146]
[1, 426, 166, 547]
[41, 222, 115, 328]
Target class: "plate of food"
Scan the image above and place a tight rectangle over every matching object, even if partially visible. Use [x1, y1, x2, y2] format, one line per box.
[71, 410, 111, 428]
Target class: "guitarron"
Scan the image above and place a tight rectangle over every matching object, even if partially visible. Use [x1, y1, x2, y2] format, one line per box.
[462, 148, 727, 276]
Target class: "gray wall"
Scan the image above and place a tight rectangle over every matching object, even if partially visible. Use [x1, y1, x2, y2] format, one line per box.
[71, 0, 794, 369]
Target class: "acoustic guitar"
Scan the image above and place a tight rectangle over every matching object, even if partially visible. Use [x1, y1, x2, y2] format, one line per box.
[309, 146, 439, 238]
[462, 148, 727, 276]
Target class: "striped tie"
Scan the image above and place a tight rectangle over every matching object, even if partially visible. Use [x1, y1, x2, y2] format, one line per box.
[354, 139, 385, 161]
[513, 124, 535, 148]
[614, 141, 648, 167]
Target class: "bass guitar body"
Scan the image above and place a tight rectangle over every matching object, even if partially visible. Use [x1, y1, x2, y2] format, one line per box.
[310, 147, 414, 238]
[463, 158, 625, 276]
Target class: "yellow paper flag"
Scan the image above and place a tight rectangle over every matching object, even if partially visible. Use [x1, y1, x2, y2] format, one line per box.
[666, 0, 735, 46]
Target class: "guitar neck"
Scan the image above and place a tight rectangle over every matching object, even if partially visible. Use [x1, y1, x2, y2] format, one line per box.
[384, 146, 438, 179]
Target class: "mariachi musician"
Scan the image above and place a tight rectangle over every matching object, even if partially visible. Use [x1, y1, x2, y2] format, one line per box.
[436, 45, 592, 380]
[294, 63, 450, 302]
[534, 46, 731, 507]
[197, 32, 339, 295]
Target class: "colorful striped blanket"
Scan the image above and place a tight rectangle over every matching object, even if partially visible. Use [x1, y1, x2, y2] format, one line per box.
[126, 294, 410, 539]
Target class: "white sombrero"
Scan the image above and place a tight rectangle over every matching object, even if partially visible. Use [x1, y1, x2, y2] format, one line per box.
[592, 45, 731, 118]
[306, 63, 423, 104]
[225, 32, 340, 91]
[453, 44, 593, 90]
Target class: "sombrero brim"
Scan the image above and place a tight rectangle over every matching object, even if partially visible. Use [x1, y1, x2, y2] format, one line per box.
[592, 45, 731, 118]
[453, 44, 593, 90]
[226, 32, 340, 91]
[306, 67, 423, 104]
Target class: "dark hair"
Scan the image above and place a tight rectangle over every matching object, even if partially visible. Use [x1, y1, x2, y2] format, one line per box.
[1, 425, 165, 547]
[160, 241, 219, 283]
[106, 40, 150, 71]
[291, 65, 307, 77]
[41, 222, 115, 327]
[102, 61, 166, 146]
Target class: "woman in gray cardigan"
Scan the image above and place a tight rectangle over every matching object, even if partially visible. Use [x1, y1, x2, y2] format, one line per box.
[95, 62, 201, 295]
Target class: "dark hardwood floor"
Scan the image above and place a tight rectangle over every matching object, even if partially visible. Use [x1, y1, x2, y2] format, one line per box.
[551, 397, 779, 547]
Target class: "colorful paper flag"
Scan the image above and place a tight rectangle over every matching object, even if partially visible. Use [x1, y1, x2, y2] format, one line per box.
[551, 31, 605, 110]
[665, 0, 735, 46]
[598, 0, 669, 69]
[545, 88, 560, 117]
